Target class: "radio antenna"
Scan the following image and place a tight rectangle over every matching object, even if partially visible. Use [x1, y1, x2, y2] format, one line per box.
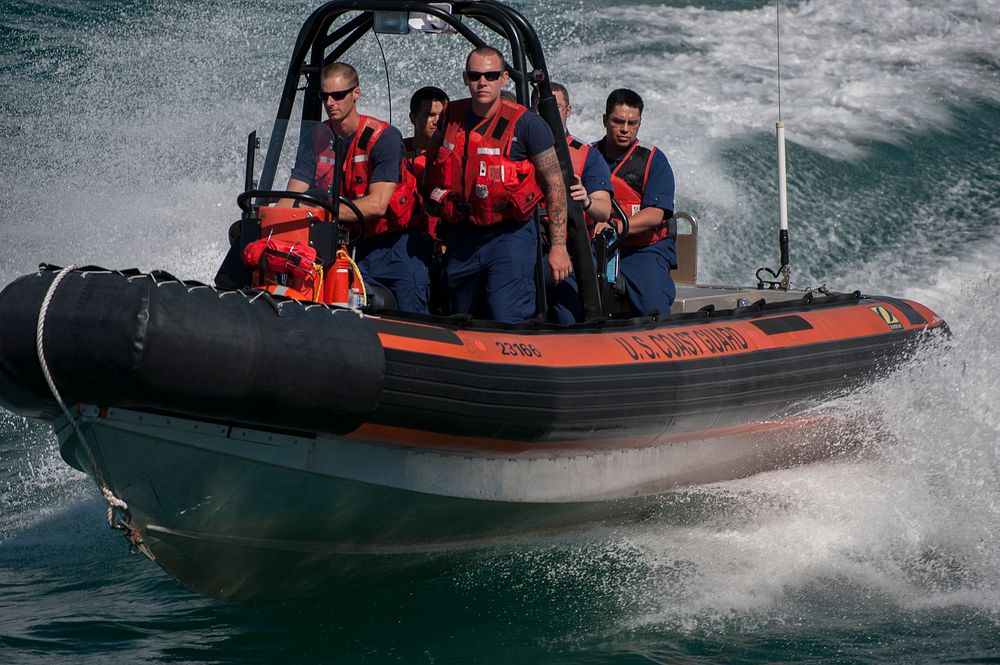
[775, 0, 790, 290]
[776, 0, 783, 124]
[756, 0, 791, 291]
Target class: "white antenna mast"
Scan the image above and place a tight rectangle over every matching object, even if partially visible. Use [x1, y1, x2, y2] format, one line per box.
[775, 0, 790, 290]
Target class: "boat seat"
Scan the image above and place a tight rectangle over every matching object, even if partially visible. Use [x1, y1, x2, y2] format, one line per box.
[366, 282, 397, 310]
[584, 211, 701, 320]
[670, 212, 697, 285]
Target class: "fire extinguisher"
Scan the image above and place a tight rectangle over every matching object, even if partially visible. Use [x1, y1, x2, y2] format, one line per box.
[324, 247, 365, 307]
[329, 250, 352, 306]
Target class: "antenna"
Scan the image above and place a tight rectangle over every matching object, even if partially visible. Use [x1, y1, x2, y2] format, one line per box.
[756, 0, 792, 291]
[775, 0, 790, 290]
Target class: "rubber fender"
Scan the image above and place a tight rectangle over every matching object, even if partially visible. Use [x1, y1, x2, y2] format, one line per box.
[0, 269, 385, 435]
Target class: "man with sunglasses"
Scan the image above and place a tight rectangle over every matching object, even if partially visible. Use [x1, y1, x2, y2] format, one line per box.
[283, 62, 429, 314]
[593, 88, 678, 317]
[424, 46, 571, 324]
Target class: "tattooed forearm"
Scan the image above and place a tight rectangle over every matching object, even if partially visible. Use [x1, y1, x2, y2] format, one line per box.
[532, 147, 567, 246]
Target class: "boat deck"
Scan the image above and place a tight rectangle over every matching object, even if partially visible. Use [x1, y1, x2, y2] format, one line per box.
[671, 284, 811, 313]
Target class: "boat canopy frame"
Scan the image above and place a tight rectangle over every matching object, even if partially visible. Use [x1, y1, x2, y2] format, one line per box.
[252, 0, 602, 321]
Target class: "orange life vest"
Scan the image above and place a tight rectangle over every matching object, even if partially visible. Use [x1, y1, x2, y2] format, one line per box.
[566, 134, 600, 236]
[566, 134, 589, 178]
[403, 136, 428, 183]
[403, 136, 440, 239]
[427, 98, 543, 227]
[607, 140, 669, 247]
[313, 115, 417, 239]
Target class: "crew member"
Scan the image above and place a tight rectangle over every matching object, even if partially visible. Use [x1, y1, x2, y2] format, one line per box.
[593, 88, 677, 316]
[425, 46, 570, 323]
[534, 82, 613, 226]
[405, 86, 449, 177]
[533, 82, 613, 323]
[405, 86, 449, 312]
[283, 62, 428, 313]
[405, 86, 449, 235]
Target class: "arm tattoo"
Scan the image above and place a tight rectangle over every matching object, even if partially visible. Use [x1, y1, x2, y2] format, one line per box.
[531, 147, 568, 246]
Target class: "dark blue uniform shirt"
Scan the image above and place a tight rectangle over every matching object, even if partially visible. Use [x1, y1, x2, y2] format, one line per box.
[291, 121, 404, 187]
[578, 139, 613, 194]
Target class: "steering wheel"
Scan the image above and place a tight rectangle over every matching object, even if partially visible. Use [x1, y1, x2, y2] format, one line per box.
[236, 189, 367, 244]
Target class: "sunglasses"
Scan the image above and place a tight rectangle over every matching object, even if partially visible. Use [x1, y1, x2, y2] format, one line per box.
[465, 70, 504, 82]
[316, 86, 356, 101]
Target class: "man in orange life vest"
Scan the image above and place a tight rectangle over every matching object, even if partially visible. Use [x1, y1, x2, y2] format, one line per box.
[405, 86, 449, 313]
[533, 81, 614, 323]
[405, 86, 449, 176]
[535, 82, 613, 226]
[424, 46, 571, 323]
[593, 88, 677, 316]
[404, 86, 449, 239]
[281, 62, 429, 314]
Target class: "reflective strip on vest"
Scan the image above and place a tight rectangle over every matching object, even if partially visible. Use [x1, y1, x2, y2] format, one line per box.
[429, 98, 544, 226]
[319, 114, 418, 238]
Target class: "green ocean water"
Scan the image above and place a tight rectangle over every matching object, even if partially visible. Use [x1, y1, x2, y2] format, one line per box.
[2, 0, 1000, 662]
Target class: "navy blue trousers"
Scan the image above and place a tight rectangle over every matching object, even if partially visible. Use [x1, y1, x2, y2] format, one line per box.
[440, 220, 538, 323]
[545, 246, 598, 325]
[619, 238, 678, 316]
[355, 227, 431, 314]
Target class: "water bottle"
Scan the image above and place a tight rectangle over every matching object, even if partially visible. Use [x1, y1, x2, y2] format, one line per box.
[348, 288, 365, 309]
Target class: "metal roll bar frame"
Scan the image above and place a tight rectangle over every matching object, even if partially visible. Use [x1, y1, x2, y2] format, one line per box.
[251, 1, 603, 321]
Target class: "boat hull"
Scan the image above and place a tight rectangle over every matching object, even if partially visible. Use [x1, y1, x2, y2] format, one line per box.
[60, 405, 844, 601]
[0, 266, 946, 600]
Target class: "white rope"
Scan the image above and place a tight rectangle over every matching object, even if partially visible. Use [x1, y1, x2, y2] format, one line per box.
[34, 265, 128, 523]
